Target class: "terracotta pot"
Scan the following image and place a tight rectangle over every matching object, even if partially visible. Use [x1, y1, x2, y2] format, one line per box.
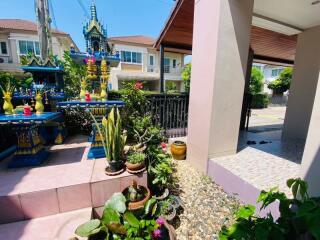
[164, 221, 177, 240]
[155, 188, 170, 200]
[125, 161, 145, 171]
[171, 141, 187, 160]
[123, 185, 151, 210]
[162, 204, 176, 221]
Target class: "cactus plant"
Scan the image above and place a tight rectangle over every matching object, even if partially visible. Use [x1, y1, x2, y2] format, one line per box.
[91, 107, 127, 172]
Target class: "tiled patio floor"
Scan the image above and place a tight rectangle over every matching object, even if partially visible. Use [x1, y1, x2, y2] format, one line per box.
[212, 130, 303, 197]
[211, 107, 304, 197]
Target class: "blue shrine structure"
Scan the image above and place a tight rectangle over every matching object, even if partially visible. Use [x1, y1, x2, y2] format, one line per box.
[70, 2, 120, 67]
[57, 2, 124, 159]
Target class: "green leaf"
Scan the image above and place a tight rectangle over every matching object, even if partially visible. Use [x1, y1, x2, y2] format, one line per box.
[292, 182, 299, 199]
[75, 219, 101, 237]
[123, 211, 140, 228]
[102, 208, 121, 226]
[236, 205, 255, 219]
[255, 225, 269, 240]
[144, 198, 157, 216]
[107, 222, 127, 235]
[286, 178, 295, 188]
[105, 193, 127, 213]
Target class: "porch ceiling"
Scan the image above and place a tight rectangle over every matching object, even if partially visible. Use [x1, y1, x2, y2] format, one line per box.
[155, 0, 320, 64]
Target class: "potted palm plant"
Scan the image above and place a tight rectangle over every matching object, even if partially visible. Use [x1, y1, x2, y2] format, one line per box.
[92, 107, 127, 175]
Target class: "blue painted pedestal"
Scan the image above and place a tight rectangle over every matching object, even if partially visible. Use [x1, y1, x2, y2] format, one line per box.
[0, 112, 63, 168]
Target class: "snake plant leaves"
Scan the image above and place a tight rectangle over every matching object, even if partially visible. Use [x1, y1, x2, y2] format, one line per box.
[75, 219, 101, 237]
[104, 193, 126, 214]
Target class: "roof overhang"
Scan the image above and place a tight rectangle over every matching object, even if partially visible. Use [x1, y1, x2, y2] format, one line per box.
[155, 0, 307, 65]
[154, 0, 193, 55]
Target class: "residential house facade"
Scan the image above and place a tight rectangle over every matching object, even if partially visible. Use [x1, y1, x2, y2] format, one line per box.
[0, 19, 77, 74]
[108, 35, 185, 92]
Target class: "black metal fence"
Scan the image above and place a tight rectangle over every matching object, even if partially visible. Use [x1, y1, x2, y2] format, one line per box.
[146, 94, 189, 137]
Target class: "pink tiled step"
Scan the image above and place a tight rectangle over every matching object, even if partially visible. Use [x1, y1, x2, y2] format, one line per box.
[0, 207, 92, 240]
[0, 158, 147, 224]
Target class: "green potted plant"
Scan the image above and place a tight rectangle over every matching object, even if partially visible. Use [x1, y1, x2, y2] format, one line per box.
[126, 152, 146, 172]
[219, 178, 320, 240]
[74, 192, 176, 240]
[91, 107, 127, 175]
[122, 180, 151, 211]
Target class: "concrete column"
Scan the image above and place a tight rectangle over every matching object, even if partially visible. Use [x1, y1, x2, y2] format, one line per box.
[187, 0, 254, 172]
[301, 70, 320, 196]
[297, 26, 320, 196]
[282, 26, 320, 140]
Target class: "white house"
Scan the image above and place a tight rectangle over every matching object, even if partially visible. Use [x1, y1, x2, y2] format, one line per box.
[0, 19, 78, 74]
[108, 35, 185, 92]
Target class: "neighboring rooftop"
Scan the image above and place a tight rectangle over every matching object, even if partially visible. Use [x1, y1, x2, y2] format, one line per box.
[108, 35, 155, 46]
[0, 19, 67, 35]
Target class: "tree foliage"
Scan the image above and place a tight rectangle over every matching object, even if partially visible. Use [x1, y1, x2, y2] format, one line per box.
[250, 67, 264, 95]
[0, 72, 33, 90]
[181, 63, 191, 93]
[62, 51, 86, 99]
[268, 67, 293, 94]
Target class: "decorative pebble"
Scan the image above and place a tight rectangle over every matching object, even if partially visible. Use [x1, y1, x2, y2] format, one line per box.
[171, 160, 240, 240]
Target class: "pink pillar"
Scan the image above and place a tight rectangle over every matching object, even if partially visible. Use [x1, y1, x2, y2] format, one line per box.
[187, 0, 254, 173]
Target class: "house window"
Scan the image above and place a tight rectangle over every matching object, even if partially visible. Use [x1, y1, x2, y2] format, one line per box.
[18, 40, 40, 56]
[0, 42, 8, 55]
[271, 69, 283, 77]
[164, 58, 170, 73]
[121, 51, 142, 64]
[172, 59, 177, 68]
[149, 55, 154, 66]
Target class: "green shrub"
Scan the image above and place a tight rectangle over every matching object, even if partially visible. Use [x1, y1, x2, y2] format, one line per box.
[268, 67, 292, 94]
[219, 178, 320, 240]
[181, 63, 191, 93]
[165, 81, 178, 94]
[250, 67, 264, 95]
[251, 93, 269, 109]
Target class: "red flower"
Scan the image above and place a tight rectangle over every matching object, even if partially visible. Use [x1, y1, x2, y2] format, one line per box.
[134, 81, 143, 90]
[161, 142, 167, 149]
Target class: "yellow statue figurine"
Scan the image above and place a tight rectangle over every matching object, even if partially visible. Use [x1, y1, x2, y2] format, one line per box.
[3, 92, 13, 115]
[35, 92, 44, 114]
[80, 78, 87, 102]
[100, 59, 109, 101]
[100, 81, 107, 101]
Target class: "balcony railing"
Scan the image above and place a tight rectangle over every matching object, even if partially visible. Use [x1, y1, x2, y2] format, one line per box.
[146, 65, 183, 75]
[147, 65, 159, 73]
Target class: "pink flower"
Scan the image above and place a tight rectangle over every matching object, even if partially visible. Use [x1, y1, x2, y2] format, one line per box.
[152, 229, 162, 239]
[134, 81, 143, 90]
[156, 217, 165, 226]
[161, 142, 167, 152]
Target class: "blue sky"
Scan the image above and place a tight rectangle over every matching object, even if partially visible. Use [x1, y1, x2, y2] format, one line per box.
[1, 0, 175, 51]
